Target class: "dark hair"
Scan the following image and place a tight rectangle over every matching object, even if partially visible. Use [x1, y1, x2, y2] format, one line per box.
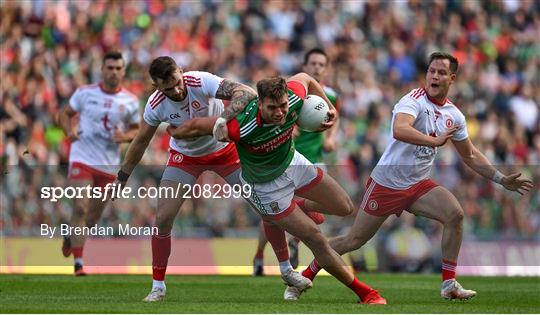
[256, 76, 288, 102]
[102, 51, 124, 65]
[428, 52, 459, 74]
[149, 56, 179, 81]
[303, 48, 328, 65]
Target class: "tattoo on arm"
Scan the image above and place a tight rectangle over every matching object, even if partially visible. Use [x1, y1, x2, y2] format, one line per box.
[216, 79, 257, 120]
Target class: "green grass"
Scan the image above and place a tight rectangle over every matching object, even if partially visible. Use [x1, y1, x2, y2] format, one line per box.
[0, 274, 538, 313]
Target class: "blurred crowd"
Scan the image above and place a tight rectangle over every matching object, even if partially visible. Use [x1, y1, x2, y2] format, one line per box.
[1, 0, 539, 248]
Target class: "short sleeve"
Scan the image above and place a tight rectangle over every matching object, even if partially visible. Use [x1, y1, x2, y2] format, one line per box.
[394, 97, 420, 118]
[226, 119, 240, 142]
[452, 112, 469, 141]
[287, 81, 307, 99]
[198, 71, 225, 98]
[143, 104, 160, 127]
[69, 88, 84, 112]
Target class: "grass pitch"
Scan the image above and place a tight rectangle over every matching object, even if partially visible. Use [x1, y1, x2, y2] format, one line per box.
[1, 273, 538, 313]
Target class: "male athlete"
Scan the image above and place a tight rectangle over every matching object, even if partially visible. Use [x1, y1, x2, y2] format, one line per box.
[116, 56, 310, 302]
[252, 48, 339, 280]
[170, 74, 387, 304]
[58, 51, 140, 276]
[297, 52, 533, 300]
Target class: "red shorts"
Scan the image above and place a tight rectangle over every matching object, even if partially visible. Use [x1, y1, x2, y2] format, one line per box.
[68, 162, 116, 188]
[361, 177, 439, 217]
[167, 143, 240, 178]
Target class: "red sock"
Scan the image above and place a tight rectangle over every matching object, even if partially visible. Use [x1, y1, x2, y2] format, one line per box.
[348, 277, 373, 299]
[442, 259, 457, 281]
[152, 233, 171, 281]
[72, 247, 83, 259]
[301, 260, 321, 281]
[263, 221, 289, 262]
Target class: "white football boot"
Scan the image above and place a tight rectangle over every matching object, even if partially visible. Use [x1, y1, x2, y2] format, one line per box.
[283, 286, 302, 301]
[142, 287, 166, 302]
[281, 269, 312, 291]
[441, 279, 477, 300]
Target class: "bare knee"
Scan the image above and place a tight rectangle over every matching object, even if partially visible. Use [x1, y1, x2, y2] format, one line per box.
[335, 195, 355, 216]
[446, 207, 464, 226]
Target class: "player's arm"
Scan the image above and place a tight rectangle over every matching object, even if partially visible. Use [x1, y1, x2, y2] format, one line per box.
[113, 123, 140, 143]
[323, 99, 340, 152]
[117, 120, 158, 183]
[58, 105, 80, 141]
[287, 72, 337, 130]
[452, 138, 533, 194]
[213, 80, 257, 141]
[216, 80, 257, 120]
[166, 117, 217, 139]
[393, 113, 458, 147]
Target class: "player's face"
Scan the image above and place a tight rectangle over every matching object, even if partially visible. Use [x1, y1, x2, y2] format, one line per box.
[303, 53, 327, 82]
[259, 94, 289, 125]
[154, 69, 186, 102]
[101, 59, 125, 88]
[426, 59, 456, 100]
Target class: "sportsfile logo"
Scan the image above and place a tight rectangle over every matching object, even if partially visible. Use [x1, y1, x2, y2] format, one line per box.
[40, 183, 252, 202]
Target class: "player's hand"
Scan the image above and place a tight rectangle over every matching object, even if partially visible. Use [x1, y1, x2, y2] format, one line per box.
[431, 126, 459, 147]
[113, 128, 127, 143]
[316, 108, 337, 132]
[323, 137, 336, 152]
[166, 124, 182, 139]
[292, 126, 300, 139]
[67, 125, 81, 142]
[213, 117, 230, 142]
[501, 173, 534, 195]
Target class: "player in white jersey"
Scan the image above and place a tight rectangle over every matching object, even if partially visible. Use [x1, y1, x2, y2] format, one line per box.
[298, 52, 533, 301]
[57, 51, 140, 276]
[115, 56, 309, 302]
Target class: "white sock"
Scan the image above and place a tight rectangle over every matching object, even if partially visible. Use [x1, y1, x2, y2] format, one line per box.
[279, 260, 293, 274]
[153, 280, 166, 290]
[74, 258, 84, 266]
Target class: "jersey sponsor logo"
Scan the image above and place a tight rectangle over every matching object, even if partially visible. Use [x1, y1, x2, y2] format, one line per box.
[243, 127, 293, 154]
[173, 153, 184, 163]
[445, 118, 453, 128]
[192, 100, 201, 110]
[414, 145, 436, 160]
[101, 114, 111, 131]
[170, 112, 182, 120]
[368, 200, 378, 211]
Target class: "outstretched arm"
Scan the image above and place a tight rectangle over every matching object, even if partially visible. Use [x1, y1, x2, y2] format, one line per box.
[452, 138, 533, 195]
[213, 79, 257, 141]
[166, 117, 217, 139]
[119, 121, 158, 179]
[393, 113, 459, 147]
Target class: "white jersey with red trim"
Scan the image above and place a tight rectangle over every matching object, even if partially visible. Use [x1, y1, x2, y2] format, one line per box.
[68, 83, 140, 174]
[143, 71, 228, 157]
[371, 87, 468, 189]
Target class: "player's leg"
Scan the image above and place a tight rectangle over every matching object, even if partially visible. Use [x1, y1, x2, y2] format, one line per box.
[294, 168, 355, 217]
[409, 185, 476, 300]
[64, 163, 93, 275]
[143, 167, 195, 302]
[275, 207, 386, 304]
[222, 169, 292, 278]
[253, 220, 267, 276]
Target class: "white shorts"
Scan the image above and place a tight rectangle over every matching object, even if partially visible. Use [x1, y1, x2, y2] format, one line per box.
[240, 151, 323, 219]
